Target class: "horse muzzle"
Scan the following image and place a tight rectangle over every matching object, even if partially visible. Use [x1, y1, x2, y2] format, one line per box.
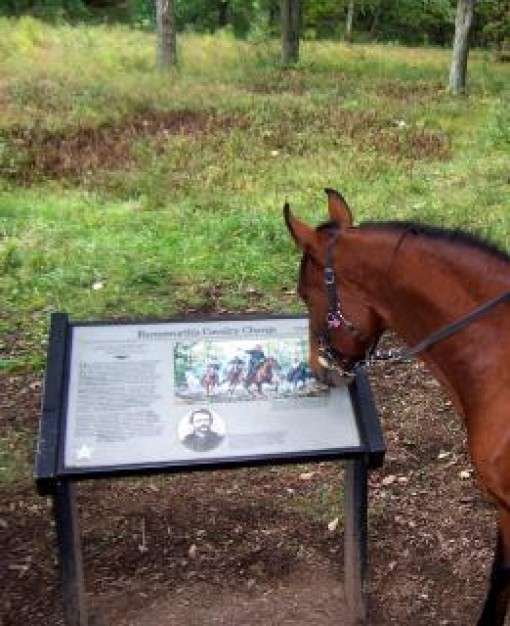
[316, 344, 357, 383]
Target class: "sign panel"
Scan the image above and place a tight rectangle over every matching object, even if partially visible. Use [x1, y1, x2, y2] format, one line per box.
[62, 317, 362, 470]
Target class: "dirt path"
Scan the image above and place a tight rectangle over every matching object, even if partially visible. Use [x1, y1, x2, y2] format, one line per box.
[99, 564, 347, 625]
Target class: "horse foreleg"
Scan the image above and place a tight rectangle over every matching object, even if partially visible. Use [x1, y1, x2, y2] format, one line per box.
[477, 539, 510, 625]
[478, 512, 510, 625]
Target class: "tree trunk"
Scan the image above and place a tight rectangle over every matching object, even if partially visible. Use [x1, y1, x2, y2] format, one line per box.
[370, 1, 380, 34]
[156, 0, 177, 70]
[281, 0, 301, 65]
[449, 0, 475, 93]
[345, 0, 355, 42]
[218, 1, 228, 28]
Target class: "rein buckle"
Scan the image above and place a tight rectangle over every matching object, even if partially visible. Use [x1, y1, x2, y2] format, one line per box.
[324, 267, 335, 285]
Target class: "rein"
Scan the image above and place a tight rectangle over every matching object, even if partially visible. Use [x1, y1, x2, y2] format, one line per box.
[318, 232, 510, 376]
[373, 291, 510, 364]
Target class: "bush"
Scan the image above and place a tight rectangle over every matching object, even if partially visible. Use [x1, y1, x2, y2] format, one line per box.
[2, 0, 90, 21]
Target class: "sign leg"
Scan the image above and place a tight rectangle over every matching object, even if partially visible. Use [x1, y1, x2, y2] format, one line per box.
[344, 459, 368, 624]
[53, 480, 88, 626]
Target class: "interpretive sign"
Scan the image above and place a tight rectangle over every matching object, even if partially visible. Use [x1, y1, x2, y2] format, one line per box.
[35, 312, 385, 626]
[36, 313, 384, 485]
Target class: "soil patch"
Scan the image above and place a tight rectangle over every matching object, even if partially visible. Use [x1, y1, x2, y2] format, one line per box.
[326, 108, 451, 161]
[375, 80, 445, 103]
[1, 106, 450, 189]
[2, 111, 249, 184]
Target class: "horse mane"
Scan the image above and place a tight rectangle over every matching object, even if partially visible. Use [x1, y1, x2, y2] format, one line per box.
[315, 218, 509, 262]
[359, 221, 510, 262]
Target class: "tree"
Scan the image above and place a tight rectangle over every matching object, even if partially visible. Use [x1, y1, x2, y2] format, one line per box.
[476, 0, 510, 56]
[281, 0, 301, 65]
[449, 0, 475, 93]
[345, 0, 355, 42]
[218, 0, 228, 27]
[157, 0, 177, 69]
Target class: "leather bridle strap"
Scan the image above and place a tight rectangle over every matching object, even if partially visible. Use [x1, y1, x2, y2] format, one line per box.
[318, 231, 375, 375]
[324, 231, 342, 328]
[374, 290, 510, 364]
[323, 231, 359, 332]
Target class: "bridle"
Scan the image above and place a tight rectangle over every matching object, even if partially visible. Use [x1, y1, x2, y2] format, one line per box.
[315, 231, 381, 377]
[311, 231, 510, 379]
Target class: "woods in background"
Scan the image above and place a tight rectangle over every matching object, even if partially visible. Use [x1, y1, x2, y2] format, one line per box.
[2, 0, 509, 52]
[3, 0, 508, 91]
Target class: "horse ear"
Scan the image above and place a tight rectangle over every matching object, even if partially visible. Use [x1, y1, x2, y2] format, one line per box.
[325, 188, 353, 227]
[283, 202, 319, 253]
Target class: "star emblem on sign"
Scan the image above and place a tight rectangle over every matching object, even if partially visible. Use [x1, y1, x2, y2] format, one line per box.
[76, 444, 93, 460]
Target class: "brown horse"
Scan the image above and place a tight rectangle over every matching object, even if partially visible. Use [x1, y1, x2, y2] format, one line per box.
[201, 368, 219, 396]
[245, 357, 281, 395]
[224, 361, 245, 395]
[284, 188, 510, 626]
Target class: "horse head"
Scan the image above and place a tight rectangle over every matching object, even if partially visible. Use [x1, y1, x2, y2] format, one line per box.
[284, 188, 385, 382]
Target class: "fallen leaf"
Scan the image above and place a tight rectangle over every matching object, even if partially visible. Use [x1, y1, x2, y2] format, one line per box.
[382, 475, 397, 486]
[299, 472, 315, 481]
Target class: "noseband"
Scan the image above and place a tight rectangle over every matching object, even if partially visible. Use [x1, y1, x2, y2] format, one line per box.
[314, 232, 510, 379]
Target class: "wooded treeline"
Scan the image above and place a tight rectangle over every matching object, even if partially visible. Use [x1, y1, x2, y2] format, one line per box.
[2, 0, 509, 50]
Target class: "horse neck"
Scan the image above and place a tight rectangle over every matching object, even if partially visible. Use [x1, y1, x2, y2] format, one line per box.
[387, 234, 508, 333]
[342, 229, 510, 415]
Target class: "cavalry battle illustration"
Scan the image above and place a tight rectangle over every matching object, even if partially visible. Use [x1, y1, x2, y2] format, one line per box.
[174, 338, 327, 402]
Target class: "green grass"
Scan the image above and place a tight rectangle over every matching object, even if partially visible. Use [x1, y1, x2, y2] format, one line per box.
[1, 18, 510, 381]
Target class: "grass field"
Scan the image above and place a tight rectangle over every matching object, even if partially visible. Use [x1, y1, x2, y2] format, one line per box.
[1, 18, 509, 374]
